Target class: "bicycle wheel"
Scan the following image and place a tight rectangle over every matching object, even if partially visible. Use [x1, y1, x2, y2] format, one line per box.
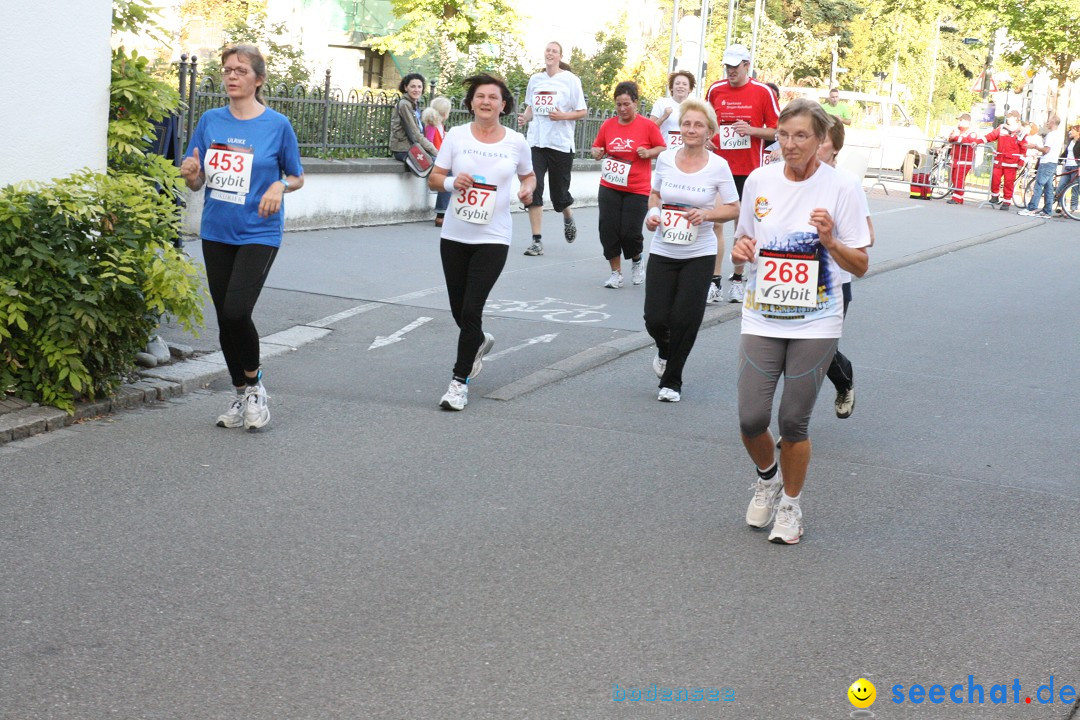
[1060, 179, 1080, 220]
[929, 161, 951, 199]
[1020, 177, 1035, 208]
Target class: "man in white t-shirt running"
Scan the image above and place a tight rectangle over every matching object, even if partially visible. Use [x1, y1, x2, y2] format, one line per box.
[704, 43, 780, 303]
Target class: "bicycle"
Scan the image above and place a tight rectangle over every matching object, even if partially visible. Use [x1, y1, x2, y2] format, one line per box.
[1021, 165, 1080, 219]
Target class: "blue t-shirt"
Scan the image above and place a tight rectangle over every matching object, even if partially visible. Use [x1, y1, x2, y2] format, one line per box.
[184, 106, 304, 247]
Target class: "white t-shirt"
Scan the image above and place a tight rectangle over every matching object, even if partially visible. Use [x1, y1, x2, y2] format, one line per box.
[649, 148, 739, 260]
[434, 124, 533, 246]
[1043, 127, 1065, 160]
[836, 168, 871, 285]
[524, 70, 587, 153]
[650, 96, 683, 144]
[735, 162, 871, 338]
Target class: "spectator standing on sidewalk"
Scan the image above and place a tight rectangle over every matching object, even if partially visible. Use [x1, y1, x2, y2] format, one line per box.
[704, 43, 781, 304]
[428, 74, 536, 411]
[422, 96, 453, 227]
[390, 73, 438, 164]
[821, 88, 852, 127]
[1019, 115, 1062, 218]
[983, 110, 1027, 211]
[591, 81, 666, 289]
[945, 113, 980, 205]
[518, 42, 588, 257]
[181, 44, 304, 431]
[1058, 125, 1080, 214]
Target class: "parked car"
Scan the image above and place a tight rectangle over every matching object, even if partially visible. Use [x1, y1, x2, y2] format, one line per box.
[779, 87, 930, 171]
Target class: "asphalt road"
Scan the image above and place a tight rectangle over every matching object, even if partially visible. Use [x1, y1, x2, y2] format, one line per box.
[2, 196, 1078, 719]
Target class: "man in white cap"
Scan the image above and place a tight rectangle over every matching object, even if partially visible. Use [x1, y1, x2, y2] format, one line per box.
[704, 43, 781, 303]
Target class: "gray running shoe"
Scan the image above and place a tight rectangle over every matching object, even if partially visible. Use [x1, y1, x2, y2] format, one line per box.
[523, 241, 544, 256]
[564, 217, 577, 243]
[471, 333, 495, 379]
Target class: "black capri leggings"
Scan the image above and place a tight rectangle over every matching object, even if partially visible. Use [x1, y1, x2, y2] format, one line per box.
[643, 254, 715, 392]
[440, 239, 508, 380]
[598, 185, 649, 261]
[202, 239, 279, 387]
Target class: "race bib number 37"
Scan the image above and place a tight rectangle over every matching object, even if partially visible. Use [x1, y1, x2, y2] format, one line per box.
[718, 125, 751, 151]
[660, 203, 699, 245]
[451, 182, 498, 225]
[601, 157, 631, 187]
[205, 143, 254, 200]
[756, 248, 819, 309]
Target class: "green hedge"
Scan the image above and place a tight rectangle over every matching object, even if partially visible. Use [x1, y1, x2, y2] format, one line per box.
[0, 170, 204, 412]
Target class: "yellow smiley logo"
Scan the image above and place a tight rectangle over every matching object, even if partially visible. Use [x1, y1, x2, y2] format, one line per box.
[848, 678, 876, 708]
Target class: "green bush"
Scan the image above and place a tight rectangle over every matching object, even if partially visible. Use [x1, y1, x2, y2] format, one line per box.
[0, 0, 205, 413]
[0, 171, 204, 412]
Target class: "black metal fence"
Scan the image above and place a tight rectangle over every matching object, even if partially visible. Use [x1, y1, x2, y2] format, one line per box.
[176, 55, 623, 160]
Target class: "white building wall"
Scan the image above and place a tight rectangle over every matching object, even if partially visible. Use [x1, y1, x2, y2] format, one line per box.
[0, 2, 112, 186]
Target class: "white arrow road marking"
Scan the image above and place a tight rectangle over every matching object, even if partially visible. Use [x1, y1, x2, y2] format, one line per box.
[368, 317, 433, 350]
[484, 333, 558, 361]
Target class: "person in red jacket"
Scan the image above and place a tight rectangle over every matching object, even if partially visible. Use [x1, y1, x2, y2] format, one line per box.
[983, 110, 1027, 210]
[945, 113, 980, 205]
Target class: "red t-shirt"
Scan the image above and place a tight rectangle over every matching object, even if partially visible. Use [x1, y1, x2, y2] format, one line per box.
[704, 79, 780, 176]
[593, 114, 666, 195]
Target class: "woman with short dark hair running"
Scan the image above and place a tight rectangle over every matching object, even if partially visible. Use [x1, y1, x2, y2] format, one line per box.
[428, 74, 536, 411]
[590, 81, 666, 289]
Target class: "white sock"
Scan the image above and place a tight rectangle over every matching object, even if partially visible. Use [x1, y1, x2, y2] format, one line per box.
[781, 492, 801, 507]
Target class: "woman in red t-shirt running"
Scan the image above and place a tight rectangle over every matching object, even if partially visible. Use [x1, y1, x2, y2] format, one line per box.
[591, 81, 666, 288]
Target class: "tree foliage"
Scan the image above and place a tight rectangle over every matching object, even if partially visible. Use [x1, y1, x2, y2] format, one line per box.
[569, 24, 629, 109]
[370, 0, 525, 88]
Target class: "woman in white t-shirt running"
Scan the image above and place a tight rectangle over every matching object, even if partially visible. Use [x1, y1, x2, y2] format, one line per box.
[650, 71, 695, 147]
[643, 99, 739, 402]
[731, 98, 871, 544]
[429, 74, 536, 411]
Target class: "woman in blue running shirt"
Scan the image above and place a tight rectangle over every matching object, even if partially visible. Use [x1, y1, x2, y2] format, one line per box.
[181, 44, 304, 431]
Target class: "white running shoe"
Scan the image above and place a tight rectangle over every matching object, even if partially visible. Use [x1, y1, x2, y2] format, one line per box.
[241, 382, 270, 430]
[657, 387, 681, 402]
[726, 277, 746, 303]
[471, 332, 495, 379]
[652, 353, 666, 379]
[523, 241, 544, 256]
[768, 502, 805, 544]
[216, 394, 245, 428]
[604, 271, 623, 289]
[746, 476, 782, 528]
[835, 385, 855, 419]
[631, 259, 645, 285]
[706, 283, 723, 304]
[439, 379, 468, 411]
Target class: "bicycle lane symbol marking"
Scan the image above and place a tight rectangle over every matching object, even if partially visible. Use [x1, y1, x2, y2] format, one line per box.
[483, 297, 611, 323]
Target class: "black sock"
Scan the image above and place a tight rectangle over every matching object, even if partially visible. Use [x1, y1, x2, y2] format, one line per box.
[245, 370, 262, 387]
[757, 462, 778, 481]
[730, 273, 743, 282]
[711, 275, 723, 288]
[453, 374, 468, 384]
[533, 234, 542, 242]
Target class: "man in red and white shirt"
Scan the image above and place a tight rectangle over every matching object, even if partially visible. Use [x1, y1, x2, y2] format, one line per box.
[704, 43, 781, 303]
[945, 112, 980, 205]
